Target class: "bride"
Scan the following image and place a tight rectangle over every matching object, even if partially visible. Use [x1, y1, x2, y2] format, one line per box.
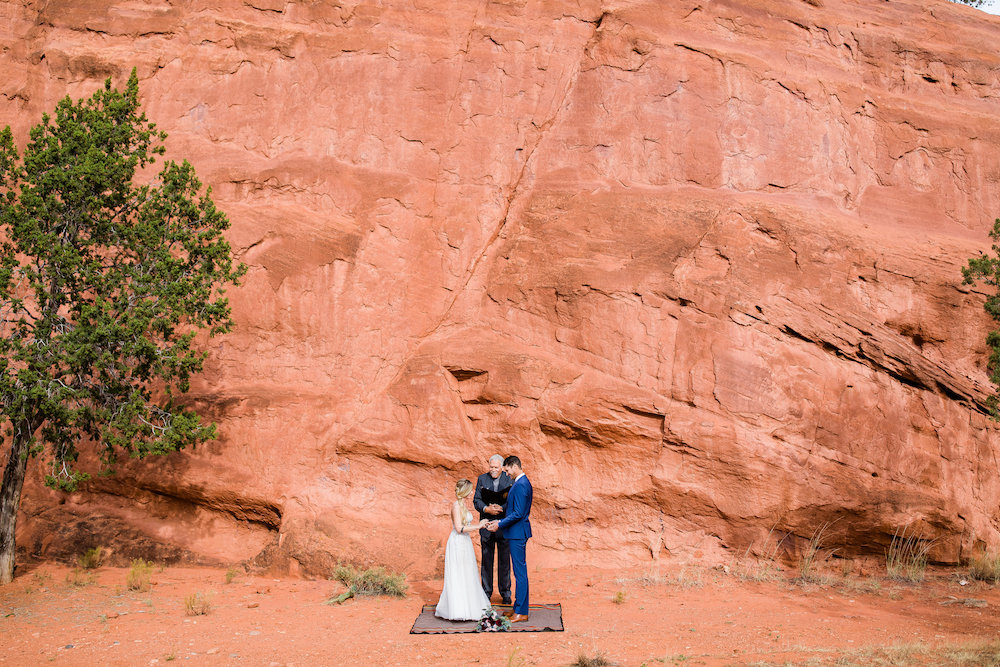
[435, 479, 493, 620]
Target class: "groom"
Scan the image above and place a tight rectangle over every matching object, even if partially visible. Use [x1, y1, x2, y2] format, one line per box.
[487, 455, 532, 622]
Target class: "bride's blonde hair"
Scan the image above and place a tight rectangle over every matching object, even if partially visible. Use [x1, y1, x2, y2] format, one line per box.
[455, 479, 473, 499]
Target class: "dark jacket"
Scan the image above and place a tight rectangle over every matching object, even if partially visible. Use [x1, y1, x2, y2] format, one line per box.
[473, 471, 513, 522]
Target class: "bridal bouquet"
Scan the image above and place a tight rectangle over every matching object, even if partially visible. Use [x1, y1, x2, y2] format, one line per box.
[476, 607, 511, 632]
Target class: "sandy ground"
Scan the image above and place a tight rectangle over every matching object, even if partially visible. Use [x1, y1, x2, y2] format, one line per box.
[1, 560, 999, 666]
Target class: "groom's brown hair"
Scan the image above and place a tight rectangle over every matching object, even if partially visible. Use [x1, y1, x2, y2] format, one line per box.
[503, 455, 521, 468]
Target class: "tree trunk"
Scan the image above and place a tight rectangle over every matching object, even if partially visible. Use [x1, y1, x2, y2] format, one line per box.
[0, 423, 32, 585]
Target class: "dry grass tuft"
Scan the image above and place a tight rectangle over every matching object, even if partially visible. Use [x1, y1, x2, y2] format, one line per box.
[796, 523, 838, 584]
[885, 527, 933, 582]
[969, 550, 1000, 584]
[183, 591, 212, 616]
[326, 562, 408, 604]
[671, 565, 704, 589]
[838, 575, 883, 596]
[614, 570, 668, 588]
[65, 567, 97, 587]
[733, 526, 787, 583]
[126, 559, 154, 592]
[568, 651, 617, 667]
[738, 639, 1000, 666]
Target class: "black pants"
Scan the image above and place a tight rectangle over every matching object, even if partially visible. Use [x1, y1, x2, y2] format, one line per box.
[480, 529, 511, 601]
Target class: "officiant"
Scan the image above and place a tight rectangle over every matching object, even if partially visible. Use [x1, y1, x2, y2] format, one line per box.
[473, 454, 513, 605]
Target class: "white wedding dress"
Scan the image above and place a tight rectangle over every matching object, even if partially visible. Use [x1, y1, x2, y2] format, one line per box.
[434, 501, 492, 621]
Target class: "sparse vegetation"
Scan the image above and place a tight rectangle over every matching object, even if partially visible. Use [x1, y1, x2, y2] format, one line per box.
[729, 639, 1000, 666]
[5, 559, 1000, 665]
[224, 566, 240, 584]
[838, 575, 883, 596]
[183, 591, 212, 616]
[611, 589, 626, 604]
[65, 567, 97, 587]
[614, 570, 667, 587]
[325, 562, 407, 604]
[941, 638, 1000, 665]
[506, 647, 526, 667]
[126, 559, 154, 592]
[969, 549, 1000, 584]
[569, 652, 617, 667]
[885, 527, 933, 583]
[796, 523, 838, 584]
[733, 528, 786, 582]
[746, 639, 1000, 666]
[76, 547, 104, 570]
[671, 565, 704, 588]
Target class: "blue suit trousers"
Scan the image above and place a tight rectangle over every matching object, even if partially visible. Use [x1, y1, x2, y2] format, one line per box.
[508, 537, 529, 615]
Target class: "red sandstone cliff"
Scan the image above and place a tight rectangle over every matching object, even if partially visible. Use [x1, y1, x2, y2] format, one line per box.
[3, 0, 1000, 576]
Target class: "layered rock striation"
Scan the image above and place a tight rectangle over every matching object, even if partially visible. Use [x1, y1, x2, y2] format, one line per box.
[4, 0, 1000, 575]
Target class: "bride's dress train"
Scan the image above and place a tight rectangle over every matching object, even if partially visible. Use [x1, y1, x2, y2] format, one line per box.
[435, 528, 492, 620]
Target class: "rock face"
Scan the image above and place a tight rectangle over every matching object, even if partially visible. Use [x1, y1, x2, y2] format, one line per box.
[4, 0, 1000, 576]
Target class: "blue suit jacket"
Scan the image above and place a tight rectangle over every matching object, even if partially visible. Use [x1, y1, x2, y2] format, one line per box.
[497, 475, 532, 540]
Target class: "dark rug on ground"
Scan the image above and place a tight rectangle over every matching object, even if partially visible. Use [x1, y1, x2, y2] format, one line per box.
[410, 603, 563, 634]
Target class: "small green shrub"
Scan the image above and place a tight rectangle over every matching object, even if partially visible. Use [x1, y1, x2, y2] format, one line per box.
[126, 559, 154, 592]
[969, 550, 1000, 584]
[183, 591, 212, 616]
[224, 566, 240, 584]
[886, 527, 933, 582]
[611, 589, 626, 604]
[326, 562, 408, 604]
[77, 546, 104, 570]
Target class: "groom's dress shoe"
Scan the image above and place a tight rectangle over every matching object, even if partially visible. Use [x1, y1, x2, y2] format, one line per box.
[509, 613, 529, 623]
[502, 610, 514, 617]
[501, 598, 512, 605]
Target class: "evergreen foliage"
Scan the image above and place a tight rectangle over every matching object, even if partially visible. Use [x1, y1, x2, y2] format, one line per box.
[0, 70, 244, 583]
[962, 218, 1000, 418]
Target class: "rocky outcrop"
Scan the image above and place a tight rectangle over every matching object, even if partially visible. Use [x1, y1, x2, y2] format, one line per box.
[4, 0, 1000, 576]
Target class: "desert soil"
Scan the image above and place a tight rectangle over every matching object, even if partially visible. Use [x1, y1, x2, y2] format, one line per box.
[1, 560, 999, 666]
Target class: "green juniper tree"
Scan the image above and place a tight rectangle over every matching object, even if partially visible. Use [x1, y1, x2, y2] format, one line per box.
[963, 218, 1000, 419]
[0, 70, 244, 583]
